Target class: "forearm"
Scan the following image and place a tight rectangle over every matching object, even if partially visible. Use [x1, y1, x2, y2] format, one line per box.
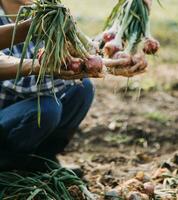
[0, 55, 39, 80]
[0, 19, 30, 50]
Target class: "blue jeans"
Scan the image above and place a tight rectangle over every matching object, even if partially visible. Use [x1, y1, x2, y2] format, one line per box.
[0, 79, 94, 170]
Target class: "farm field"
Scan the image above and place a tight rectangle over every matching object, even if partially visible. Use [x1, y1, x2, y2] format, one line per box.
[58, 0, 178, 199]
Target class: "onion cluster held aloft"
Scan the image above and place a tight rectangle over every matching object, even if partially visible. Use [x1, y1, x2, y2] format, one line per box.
[101, 0, 160, 66]
[11, 0, 104, 85]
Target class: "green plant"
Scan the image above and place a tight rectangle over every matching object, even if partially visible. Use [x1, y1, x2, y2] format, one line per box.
[0, 167, 95, 200]
[103, 0, 160, 57]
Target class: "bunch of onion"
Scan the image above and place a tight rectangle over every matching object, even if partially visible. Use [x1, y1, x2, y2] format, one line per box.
[11, 0, 104, 85]
[100, 0, 160, 76]
[102, 0, 160, 59]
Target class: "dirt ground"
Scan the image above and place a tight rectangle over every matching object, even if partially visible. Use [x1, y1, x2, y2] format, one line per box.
[58, 65, 178, 199]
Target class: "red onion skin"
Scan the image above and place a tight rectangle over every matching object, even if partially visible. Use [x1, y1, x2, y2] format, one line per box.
[103, 31, 116, 43]
[143, 38, 160, 55]
[67, 57, 83, 74]
[104, 40, 123, 58]
[85, 55, 103, 73]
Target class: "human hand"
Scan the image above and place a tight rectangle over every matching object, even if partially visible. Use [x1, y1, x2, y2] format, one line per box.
[106, 53, 147, 77]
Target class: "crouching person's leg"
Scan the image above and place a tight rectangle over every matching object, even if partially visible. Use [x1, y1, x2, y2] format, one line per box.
[0, 96, 62, 171]
[37, 78, 94, 155]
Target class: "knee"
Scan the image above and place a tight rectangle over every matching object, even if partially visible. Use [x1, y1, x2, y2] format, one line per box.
[80, 79, 95, 106]
[5, 97, 62, 154]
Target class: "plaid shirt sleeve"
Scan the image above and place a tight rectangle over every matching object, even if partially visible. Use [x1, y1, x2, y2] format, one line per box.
[0, 11, 76, 109]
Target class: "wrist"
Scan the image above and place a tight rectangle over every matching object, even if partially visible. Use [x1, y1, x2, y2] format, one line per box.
[22, 59, 40, 76]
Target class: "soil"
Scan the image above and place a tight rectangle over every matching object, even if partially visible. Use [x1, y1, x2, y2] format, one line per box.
[58, 66, 178, 199]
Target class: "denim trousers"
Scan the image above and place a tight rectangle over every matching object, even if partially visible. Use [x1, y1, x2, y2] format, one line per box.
[0, 79, 94, 171]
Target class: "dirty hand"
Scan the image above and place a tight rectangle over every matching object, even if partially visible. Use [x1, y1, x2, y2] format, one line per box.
[108, 53, 148, 77]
